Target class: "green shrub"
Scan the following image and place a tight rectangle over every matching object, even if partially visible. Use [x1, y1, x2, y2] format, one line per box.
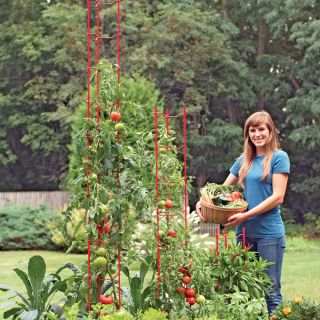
[285, 236, 320, 252]
[283, 210, 320, 239]
[0, 205, 59, 250]
[302, 212, 320, 238]
[48, 208, 87, 253]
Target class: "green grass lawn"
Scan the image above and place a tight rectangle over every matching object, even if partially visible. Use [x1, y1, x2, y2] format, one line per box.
[282, 248, 320, 301]
[0, 238, 319, 319]
[0, 250, 85, 293]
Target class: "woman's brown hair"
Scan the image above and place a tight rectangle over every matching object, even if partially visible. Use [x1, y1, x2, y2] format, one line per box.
[238, 111, 280, 185]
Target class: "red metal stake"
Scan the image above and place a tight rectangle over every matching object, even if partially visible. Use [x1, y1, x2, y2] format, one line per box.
[87, 238, 91, 311]
[165, 107, 171, 225]
[154, 106, 161, 299]
[242, 227, 246, 249]
[183, 105, 188, 244]
[86, 0, 92, 312]
[223, 228, 228, 249]
[215, 228, 219, 257]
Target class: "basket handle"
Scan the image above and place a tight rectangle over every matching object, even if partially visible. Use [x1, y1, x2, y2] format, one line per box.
[197, 208, 207, 222]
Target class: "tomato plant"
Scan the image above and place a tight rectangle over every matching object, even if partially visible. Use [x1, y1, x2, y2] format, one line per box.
[63, 60, 152, 307]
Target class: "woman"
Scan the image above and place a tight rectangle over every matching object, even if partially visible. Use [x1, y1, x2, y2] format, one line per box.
[198, 111, 290, 315]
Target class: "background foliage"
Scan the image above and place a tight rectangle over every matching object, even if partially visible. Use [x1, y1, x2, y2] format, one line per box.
[0, 0, 319, 223]
[0, 205, 58, 250]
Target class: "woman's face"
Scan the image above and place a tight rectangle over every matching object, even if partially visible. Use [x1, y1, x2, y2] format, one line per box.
[248, 123, 270, 150]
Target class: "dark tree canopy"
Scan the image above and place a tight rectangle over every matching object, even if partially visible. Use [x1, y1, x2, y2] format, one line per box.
[0, 0, 319, 220]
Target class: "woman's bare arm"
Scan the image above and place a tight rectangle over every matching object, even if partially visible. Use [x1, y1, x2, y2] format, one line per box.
[223, 173, 239, 186]
[224, 173, 289, 227]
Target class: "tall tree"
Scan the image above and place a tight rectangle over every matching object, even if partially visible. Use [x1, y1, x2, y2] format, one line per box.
[0, 1, 87, 190]
[119, 0, 254, 195]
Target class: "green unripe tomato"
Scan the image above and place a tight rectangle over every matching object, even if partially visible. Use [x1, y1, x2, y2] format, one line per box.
[100, 204, 108, 213]
[95, 247, 107, 257]
[196, 294, 206, 304]
[93, 256, 107, 270]
[115, 123, 125, 132]
[158, 200, 166, 208]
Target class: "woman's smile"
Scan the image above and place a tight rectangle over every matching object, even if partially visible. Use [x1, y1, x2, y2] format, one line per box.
[249, 124, 270, 150]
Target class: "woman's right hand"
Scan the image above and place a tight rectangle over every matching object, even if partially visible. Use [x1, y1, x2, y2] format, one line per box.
[196, 201, 201, 215]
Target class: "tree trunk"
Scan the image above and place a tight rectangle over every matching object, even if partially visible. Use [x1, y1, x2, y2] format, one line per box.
[256, 15, 266, 110]
[226, 101, 237, 124]
[197, 170, 207, 188]
[221, 0, 229, 19]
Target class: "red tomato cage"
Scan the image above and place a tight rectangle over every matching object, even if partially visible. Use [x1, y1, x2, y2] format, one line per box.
[86, 0, 122, 312]
[154, 105, 188, 301]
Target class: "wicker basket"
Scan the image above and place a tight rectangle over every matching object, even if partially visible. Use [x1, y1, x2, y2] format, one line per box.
[199, 196, 248, 224]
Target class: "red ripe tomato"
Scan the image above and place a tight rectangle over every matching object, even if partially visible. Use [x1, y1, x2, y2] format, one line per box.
[176, 286, 185, 295]
[178, 266, 187, 274]
[181, 276, 192, 284]
[184, 288, 195, 298]
[165, 200, 173, 208]
[104, 225, 110, 234]
[167, 229, 176, 238]
[225, 193, 234, 200]
[186, 297, 196, 305]
[110, 111, 121, 122]
[232, 191, 241, 200]
[98, 295, 113, 304]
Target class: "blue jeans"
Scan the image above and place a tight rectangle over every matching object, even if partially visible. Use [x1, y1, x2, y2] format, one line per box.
[241, 236, 286, 315]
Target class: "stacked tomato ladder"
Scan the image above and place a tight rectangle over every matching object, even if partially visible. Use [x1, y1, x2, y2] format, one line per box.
[86, 0, 122, 312]
[153, 105, 189, 302]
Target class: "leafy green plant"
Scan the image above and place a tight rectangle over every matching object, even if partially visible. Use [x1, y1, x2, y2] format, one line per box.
[121, 256, 154, 316]
[0, 255, 78, 320]
[210, 243, 272, 299]
[104, 309, 133, 320]
[169, 290, 267, 320]
[137, 308, 168, 320]
[202, 292, 267, 320]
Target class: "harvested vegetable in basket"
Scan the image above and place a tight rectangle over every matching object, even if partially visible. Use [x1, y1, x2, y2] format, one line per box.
[200, 183, 247, 208]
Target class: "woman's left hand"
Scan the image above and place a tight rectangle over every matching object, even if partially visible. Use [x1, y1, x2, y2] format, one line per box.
[223, 212, 248, 227]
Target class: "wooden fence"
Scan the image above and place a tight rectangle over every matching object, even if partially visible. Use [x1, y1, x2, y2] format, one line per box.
[198, 221, 220, 236]
[0, 191, 70, 210]
[0, 191, 219, 234]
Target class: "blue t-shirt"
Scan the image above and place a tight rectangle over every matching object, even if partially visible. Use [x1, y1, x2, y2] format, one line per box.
[230, 150, 290, 239]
